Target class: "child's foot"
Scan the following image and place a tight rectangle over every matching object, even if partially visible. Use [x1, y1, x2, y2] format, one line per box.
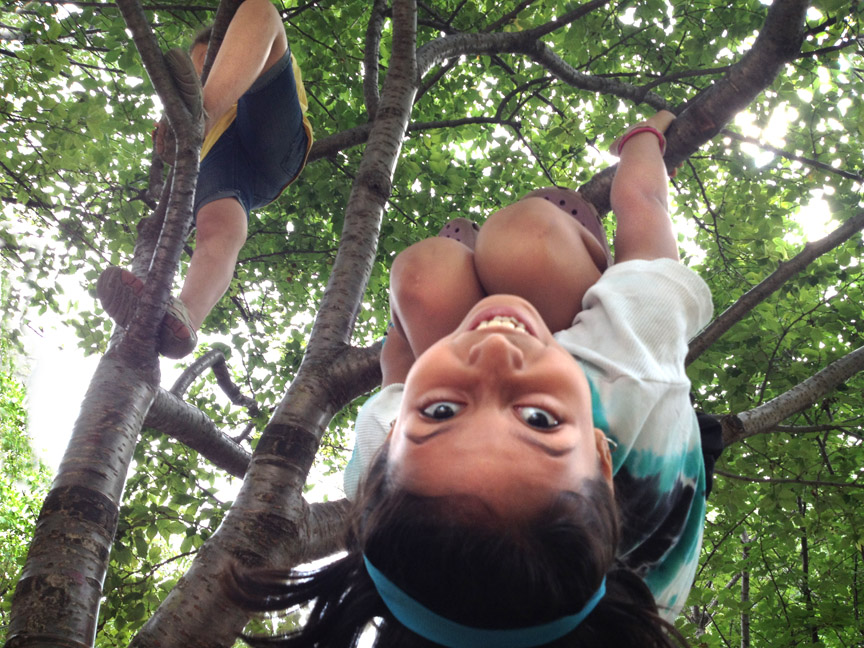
[158, 299, 197, 359]
[438, 217, 480, 250]
[164, 48, 204, 121]
[97, 266, 146, 329]
[96, 266, 198, 359]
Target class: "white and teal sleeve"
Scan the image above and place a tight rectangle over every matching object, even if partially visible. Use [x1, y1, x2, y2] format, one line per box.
[343, 383, 405, 500]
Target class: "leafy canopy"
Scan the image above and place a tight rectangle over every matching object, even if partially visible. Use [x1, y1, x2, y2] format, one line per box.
[0, 0, 862, 645]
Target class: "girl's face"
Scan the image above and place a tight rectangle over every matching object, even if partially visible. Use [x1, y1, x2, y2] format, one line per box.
[387, 295, 613, 519]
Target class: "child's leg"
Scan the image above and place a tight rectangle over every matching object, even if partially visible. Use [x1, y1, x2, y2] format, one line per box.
[195, 0, 288, 135]
[389, 237, 486, 359]
[380, 322, 415, 387]
[178, 197, 248, 330]
[474, 198, 603, 333]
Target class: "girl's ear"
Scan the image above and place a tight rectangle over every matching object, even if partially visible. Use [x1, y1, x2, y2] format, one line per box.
[593, 428, 614, 486]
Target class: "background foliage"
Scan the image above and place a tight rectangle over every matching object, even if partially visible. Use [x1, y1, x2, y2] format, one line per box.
[0, 341, 51, 644]
[1, 0, 863, 645]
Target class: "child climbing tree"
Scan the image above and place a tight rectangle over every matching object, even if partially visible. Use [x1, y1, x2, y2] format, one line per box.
[1, 0, 862, 647]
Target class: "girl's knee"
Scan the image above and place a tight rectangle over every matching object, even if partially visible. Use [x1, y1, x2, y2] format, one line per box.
[195, 199, 248, 254]
[475, 198, 575, 280]
[390, 237, 484, 341]
[391, 238, 475, 308]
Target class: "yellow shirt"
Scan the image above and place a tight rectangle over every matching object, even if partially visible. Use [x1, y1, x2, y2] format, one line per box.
[200, 52, 313, 177]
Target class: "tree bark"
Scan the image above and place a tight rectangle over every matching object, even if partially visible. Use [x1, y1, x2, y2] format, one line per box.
[579, 0, 809, 215]
[144, 388, 251, 478]
[4, 0, 205, 641]
[5, 354, 158, 648]
[128, 0, 419, 645]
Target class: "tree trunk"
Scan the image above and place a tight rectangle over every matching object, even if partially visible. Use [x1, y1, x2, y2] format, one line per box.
[130, 0, 419, 644]
[3, 0, 836, 646]
[740, 530, 751, 648]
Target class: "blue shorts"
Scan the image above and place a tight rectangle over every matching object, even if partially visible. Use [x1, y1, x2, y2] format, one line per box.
[194, 47, 309, 218]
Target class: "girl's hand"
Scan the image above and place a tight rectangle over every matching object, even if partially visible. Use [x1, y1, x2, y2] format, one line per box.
[642, 110, 676, 134]
[610, 110, 676, 156]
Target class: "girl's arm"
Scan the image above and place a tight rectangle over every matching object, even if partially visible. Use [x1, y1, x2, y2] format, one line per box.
[380, 321, 415, 386]
[610, 110, 680, 263]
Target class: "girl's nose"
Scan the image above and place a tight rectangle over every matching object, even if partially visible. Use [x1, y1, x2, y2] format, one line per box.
[467, 333, 525, 370]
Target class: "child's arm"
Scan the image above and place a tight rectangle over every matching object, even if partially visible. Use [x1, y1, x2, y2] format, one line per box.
[610, 110, 680, 263]
[380, 321, 414, 386]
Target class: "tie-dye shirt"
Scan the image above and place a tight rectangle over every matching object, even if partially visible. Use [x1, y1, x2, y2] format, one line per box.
[344, 258, 713, 621]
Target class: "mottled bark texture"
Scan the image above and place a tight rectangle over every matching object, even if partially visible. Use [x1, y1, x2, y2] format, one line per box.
[127, 1, 419, 646]
[6, 354, 158, 648]
[5, 0, 206, 644]
[10, 0, 851, 646]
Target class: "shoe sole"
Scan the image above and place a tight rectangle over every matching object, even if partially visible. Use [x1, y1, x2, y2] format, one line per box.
[164, 48, 203, 121]
[158, 301, 197, 359]
[97, 266, 196, 358]
[97, 266, 146, 329]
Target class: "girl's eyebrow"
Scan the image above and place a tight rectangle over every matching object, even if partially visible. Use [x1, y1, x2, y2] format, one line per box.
[406, 414, 570, 454]
[403, 423, 456, 444]
[510, 426, 571, 457]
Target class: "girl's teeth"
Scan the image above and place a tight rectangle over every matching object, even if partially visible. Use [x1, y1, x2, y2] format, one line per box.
[476, 315, 527, 331]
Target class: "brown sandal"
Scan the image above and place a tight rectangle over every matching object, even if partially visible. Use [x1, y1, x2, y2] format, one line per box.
[437, 217, 481, 250]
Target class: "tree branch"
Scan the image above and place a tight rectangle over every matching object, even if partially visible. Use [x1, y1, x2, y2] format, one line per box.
[580, 0, 809, 215]
[415, 21, 666, 111]
[169, 348, 260, 417]
[200, 0, 245, 84]
[129, 2, 421, 646]
[722, 344, 864, 446]
[144, 388, 251, 478]
[722, 129, 864, 182]
[716, 469, 864, 490]
[687, 211, 864, 365]
[484, 0, 539, 32]
[363, 0, 387, 119]
[115, 0, 203, 358]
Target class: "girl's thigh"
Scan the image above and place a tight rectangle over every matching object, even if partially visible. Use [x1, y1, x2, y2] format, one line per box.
[389, 237, 485, 357]
[474, 198, 603, 332]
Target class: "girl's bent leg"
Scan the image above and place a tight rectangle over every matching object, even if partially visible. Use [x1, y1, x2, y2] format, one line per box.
[474, 198, 603, 333]
[390, 237, 485, 358]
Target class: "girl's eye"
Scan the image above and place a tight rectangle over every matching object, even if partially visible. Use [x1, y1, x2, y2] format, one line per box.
[517, 406, 560, 430]
[421, 402, 463, 420]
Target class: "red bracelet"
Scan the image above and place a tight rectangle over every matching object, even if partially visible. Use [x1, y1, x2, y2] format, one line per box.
[611, 126, 666, 156]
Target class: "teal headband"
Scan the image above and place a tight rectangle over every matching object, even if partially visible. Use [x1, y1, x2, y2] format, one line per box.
[364, 556, 606, 648]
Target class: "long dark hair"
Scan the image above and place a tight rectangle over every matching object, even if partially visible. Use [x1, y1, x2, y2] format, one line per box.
[228, 450, 689, 647]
